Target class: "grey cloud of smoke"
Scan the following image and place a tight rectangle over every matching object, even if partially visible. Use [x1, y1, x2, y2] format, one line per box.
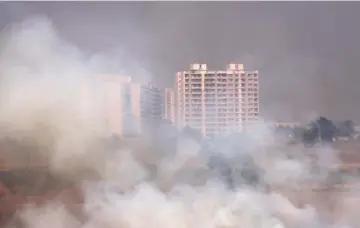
[2, 2, 360, 121]
[0, 16, 360, 228]
[0, 16, 117, 177]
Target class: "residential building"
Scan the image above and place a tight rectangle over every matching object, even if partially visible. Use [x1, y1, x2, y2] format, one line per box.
[274, 122, 301, 129]
[102, 76, 140, 137]
[164, 88, 175, 123]
[139, 83, 163, 136]
[102, 76, 163, 137]
[174, 63, 259, 137]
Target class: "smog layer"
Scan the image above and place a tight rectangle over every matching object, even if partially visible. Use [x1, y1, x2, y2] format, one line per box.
[0, 17, 359, 228]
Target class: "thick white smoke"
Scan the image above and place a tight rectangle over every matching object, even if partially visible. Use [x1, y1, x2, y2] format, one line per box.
[0, 17, 358, 228]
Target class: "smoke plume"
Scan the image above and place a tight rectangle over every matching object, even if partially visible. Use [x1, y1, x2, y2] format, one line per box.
[0, 17, 358, 228]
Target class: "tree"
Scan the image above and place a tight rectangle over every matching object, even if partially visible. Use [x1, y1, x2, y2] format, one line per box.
[181, 125, 203, 143]
[302, 123, 318, 146]
[292, 127, 305, 140]
[316, 116, 338, 143]
[301, 116, 338, 146]
[336, 120, 355, 138]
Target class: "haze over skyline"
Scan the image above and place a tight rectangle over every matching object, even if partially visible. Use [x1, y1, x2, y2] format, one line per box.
[1, 2, 359, 123]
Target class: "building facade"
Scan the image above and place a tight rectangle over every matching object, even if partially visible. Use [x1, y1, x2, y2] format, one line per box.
[139, 83, 163, 136]
[274, 122, 301, 129]
[164, 88, 175, 123]
[174, 63, 259, 137]
[102, 76, 140, 137]
[102, 76, 163, 138]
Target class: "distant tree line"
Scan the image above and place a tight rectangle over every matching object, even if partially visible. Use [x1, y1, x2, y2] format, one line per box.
[160, 117, 357, 153]
[279, 117, 357, 147]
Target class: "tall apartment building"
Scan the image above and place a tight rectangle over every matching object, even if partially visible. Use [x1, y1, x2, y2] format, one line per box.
[103, 76, 140, 137]
[175, 63, 259, 137]
[164, 88, 175, 123]
[102, 76, 163, 137]
[140, 83, 163, 136]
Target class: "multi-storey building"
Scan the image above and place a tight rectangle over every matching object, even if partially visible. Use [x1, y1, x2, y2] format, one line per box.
[102, 76, 140, 137]
[140, 83, 163, 136]
[174, 63, 259, 137]
[274, 122, 301, 129]
[164, 88, 175, 123]
[102, 76, 163, 137]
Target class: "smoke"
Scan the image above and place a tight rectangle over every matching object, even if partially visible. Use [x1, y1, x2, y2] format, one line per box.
[0, 16, 120, 179]
[0, 17, 359, 228]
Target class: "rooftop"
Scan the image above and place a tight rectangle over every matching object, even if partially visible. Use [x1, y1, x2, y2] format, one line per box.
[186, 63, 258, 72]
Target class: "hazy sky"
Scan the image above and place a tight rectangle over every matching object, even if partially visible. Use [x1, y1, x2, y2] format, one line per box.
[0, 2, 360, 122]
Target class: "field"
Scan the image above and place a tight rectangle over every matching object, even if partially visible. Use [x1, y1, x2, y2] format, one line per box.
[0, 140, 359, 225]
